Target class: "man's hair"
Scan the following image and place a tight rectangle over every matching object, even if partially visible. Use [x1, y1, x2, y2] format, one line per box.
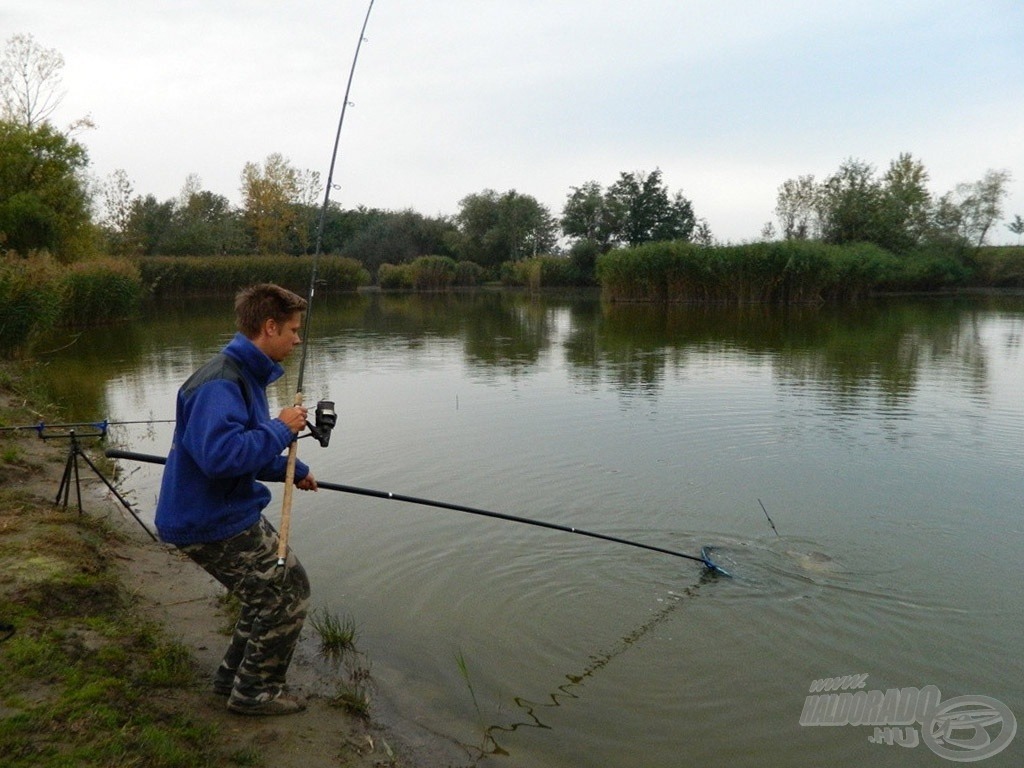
[234, 283, 308, 337]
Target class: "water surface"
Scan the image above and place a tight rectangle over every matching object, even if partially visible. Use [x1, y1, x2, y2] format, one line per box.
[43, 291, 1023, 766]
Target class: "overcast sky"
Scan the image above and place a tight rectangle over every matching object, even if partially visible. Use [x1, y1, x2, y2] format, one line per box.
[5, 0, 1023, 243]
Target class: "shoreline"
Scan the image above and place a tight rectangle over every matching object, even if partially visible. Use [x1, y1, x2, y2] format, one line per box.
[0, 399, 451, 768]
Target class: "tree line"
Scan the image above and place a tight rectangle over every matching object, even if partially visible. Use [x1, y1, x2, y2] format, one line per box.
[1, 33, 1019, 284]
[770, 154, 1013, 256]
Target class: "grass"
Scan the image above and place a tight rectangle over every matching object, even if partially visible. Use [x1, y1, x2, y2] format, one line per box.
[0, 500, 223, 767]
[308, 606, 359, 656]
[311, 606, 372, 719]
[328, 662, 373, 720]
[453, 649, 507, 760]
[1, 364, 401, 768]
[455, 649, 482, 719]
[0, 383, 229, 767]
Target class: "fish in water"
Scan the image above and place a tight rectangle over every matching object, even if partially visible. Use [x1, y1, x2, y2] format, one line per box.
[788, 550, 836, 574]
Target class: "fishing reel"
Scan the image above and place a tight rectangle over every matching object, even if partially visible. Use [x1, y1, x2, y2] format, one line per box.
[305, 400, 337, 447]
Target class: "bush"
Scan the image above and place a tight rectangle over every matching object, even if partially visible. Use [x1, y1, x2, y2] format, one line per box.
[409, 255, 457, 290]
[568, 239, 601, 283]
[971, 246, 1024, 287]
[378, 262, 414, 289]
[0, 254, 65, 358]
[501, 256, 583, 288]
[454, 260, 483, 287]
[379, 257, 481, 290]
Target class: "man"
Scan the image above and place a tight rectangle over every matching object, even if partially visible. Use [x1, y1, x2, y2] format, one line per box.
[155, 283, 317, 716]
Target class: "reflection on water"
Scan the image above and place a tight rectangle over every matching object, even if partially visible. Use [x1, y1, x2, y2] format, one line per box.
[39, 290, 1024, 768]
[40, 291, 1019, 421]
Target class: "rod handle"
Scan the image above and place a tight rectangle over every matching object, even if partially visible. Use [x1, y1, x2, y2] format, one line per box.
[276, 392, 304, 566]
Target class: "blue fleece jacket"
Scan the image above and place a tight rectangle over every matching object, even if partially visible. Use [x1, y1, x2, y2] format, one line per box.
[155, 332, 309, 545]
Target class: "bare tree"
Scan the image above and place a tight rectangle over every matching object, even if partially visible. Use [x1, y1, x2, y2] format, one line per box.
[775, 174, 822, 240]
[101, 169, 137, 254]
[955, 169, 1013, 248]
[0, 33, 66, 128]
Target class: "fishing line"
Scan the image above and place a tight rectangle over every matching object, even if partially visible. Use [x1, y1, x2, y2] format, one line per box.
[277, 0, 376, 567]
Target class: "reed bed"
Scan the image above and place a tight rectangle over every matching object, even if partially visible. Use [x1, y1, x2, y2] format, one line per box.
[58, 257, 142, 327]
[0, 255, 65, 357]
[137, 254, 369, 297]
[1, 254, 144, 357]
[597, 241, 903, 304]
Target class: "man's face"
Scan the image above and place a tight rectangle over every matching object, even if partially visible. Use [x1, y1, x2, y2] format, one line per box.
[260, 312, 303, 362]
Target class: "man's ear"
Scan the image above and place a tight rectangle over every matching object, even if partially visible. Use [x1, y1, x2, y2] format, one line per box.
[261, 318, 279, 337]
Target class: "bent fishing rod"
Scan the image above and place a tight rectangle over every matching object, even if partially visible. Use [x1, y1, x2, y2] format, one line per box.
[278, 0, 376, 568]
[105, 449, 731, 576]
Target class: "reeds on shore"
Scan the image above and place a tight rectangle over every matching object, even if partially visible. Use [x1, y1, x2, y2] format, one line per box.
[0, 253, 370, 358]
[596, 240, 902, 304]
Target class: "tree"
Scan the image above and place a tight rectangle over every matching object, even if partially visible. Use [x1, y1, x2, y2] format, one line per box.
[873, 153, 932, 252]
[290, 168, 322, 254]
[343, 208, 457, 276]
[0, 119, 92, 259]
[882, 153, 931, 248]
[124, 194, 175, 255]
[954, 169, 1012, 248]
[0, 34, 65, 128]
[240, 153, 306, 254]
[454, 189, 557, 269]
[100, 169, 136, 255]
[172, 185, 244, 255]
[1008, 214, 1024, 245]
[691, 218, 715, 247]
[562, 181, 613, 249]
[775, 174, 821, 240]
[819, 158, 886, 246]
[604, 169, 695, 247]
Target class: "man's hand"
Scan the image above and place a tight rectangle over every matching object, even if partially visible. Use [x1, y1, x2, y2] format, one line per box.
[296, 472, 318, 491]
[278, 405, 308, 434]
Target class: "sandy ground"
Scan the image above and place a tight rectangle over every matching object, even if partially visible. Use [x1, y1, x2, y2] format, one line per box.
[3, 416, 442, 768]
[112, 520, 405, 767]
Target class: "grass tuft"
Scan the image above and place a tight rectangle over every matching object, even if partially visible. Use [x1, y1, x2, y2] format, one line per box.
[309, 606, 359, 656]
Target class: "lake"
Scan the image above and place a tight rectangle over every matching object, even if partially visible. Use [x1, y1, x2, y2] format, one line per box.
[41, 290, 1023, 766]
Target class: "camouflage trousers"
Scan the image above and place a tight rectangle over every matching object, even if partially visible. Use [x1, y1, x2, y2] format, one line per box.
[179, 515, 310, 703]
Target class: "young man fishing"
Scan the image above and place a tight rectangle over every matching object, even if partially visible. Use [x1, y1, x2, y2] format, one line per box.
[155, 283, 317, 716]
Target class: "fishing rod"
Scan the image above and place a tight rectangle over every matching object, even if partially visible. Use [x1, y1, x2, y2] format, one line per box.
[277, 0, 375, 568]
[104, 449, 731, 576]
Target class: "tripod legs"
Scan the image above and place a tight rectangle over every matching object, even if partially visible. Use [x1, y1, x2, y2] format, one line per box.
[56, 435, 84, 512]
[53, 432, 157, 541]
